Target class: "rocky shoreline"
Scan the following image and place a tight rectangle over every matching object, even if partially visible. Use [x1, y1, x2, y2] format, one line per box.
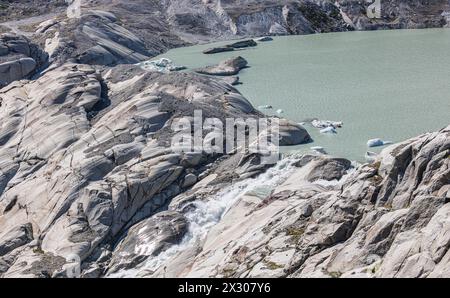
[0, 0, 449, 278]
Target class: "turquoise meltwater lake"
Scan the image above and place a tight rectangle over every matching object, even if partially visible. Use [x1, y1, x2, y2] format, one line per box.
[154, 29, 450, 161]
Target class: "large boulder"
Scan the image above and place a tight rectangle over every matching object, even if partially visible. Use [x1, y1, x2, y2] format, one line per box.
[107, 211, 188, 274]
[278, 119, 312, 146]
[195, 56, 248, 76]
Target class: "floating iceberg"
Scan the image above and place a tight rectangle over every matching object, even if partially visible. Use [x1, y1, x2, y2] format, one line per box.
[311, 119, 343, 129]
[310, 119, 342, 135]
[367, 138, 393, 147]
[276, 109, 284, 114]
[320, 127, 337, 134]
[255, 36, 273, 42]
[137, 58, 186, 73]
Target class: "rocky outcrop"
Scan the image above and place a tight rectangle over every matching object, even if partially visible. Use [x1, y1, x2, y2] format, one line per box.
[226, 39, 257, 48]
[0, 0, 449, 280]
[114, 125, 448, 278]
[278, 119, 312, 146]
[107, 211, 188, 275]
[203, 39, 257, 54]
[0, 224, 33, 257]
[195, 56, 248, 76]
[0, 34, 48, 87]
[2, 0, 448, 68]
[0, 58, 293, 277]
[336, 0, 450, 30]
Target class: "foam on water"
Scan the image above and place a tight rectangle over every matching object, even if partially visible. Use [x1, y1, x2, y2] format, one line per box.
[110, 154, 302, 277]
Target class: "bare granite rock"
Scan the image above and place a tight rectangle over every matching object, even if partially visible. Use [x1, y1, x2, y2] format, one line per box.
[0, 34, 48, 87]
[0, 59, 279, 277]
[107, 211, 188, 274]
[195, 56, 248, 76]
[131, 125, 449, 278]
[278, 119, 312, 146]
[1, 1, 449, 69]
[0, 0, 449, 280]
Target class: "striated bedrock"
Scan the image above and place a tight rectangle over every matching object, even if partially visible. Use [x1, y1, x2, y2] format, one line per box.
[0, 59, 311, 277]
[0, 0, 448, 280]
[0, 34, 48, 88]
[107, 211, 188, 275]
[4, 1, 449, 68]
[127, 125, 448, 278]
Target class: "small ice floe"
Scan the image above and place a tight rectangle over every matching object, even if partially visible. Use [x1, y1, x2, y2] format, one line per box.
[367, 138, 393, 148]
[310, 119, 343, 135]
[365, 151, 378, 163]
[276, 109, 284, 114]
[137, 58, 186, 73]
[311, 146, 327, 154]
[255, 36, 273, 42]
[311, 119, 343, 129]
[320, 126, 337, 134]
[258, 105, 273, 110]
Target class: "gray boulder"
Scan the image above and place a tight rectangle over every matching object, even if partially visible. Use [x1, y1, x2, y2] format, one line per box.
[278, 119, 312, 146]
[195, 56, 248, 76]
[107, 211, 188, 274]
[306, 157, 352, 182]
[182, 174, 198, 188]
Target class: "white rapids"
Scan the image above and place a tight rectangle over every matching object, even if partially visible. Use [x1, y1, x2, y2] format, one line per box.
[109, 154, 303, 277]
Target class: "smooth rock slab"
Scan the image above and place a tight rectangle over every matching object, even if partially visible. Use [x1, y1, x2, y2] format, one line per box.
[278, 119, 312, 146]
[107, 211, 188, 274]
[195, 56, 248, 76]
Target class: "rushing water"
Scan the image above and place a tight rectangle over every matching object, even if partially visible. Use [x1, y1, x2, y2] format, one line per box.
[110, 155, 302, 277]
[154, 29, 450, 161]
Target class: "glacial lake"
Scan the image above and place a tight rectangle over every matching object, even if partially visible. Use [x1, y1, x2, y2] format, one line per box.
[154, 29, 450, 161]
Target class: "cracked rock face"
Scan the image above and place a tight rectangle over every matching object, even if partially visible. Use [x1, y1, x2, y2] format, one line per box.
[146, 127, 448, 278]
[0, 0, 449, 279]
[3, 1, 449, 68]
[0, 58, 304, 277]
[107, 211, 188, 274]
[337, 0, 450, 30]
[0, 34, 48, 88]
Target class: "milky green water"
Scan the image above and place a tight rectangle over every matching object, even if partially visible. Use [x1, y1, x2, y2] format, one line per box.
[155, 29, 450, 161]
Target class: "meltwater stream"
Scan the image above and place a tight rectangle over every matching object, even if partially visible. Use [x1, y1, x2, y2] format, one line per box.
[112, 155, 302, 277]
[110, 29, 450, 277]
